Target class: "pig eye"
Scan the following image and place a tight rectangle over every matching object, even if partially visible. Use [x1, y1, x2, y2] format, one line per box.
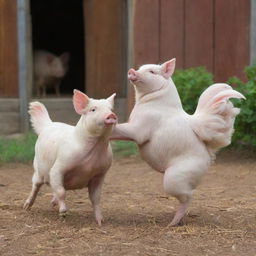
[90, 107, 96, 112]
[149, 70, 155, 74]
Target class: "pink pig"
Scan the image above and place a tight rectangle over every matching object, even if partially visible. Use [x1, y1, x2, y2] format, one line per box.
[34, 50, 70, 97]
[111, 58, 245, 226]
[24, 90, 117, 225]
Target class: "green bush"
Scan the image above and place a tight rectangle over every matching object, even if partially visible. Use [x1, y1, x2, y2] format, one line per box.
[172, 66, 252, 148]
[227, 66, 256, 148]
[173, 67, 214, 114]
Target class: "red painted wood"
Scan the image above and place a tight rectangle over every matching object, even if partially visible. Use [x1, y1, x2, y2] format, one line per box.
[128, 0, 160, 113]
[133, 0, 160, 67]
[160, 0, 184, 69]
[215, 0, 250, 82]
[84, 0, 127, 98]
[0, 0, 18, 97]
[185, 0, 214, 72]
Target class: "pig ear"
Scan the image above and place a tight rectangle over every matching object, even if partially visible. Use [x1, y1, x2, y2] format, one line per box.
[106, 93, 116, 107]
[46, 54, 55, 64]
[161, 58, 176, 78]
[73, 89, 90, 115]
[60, 52, 70, 64]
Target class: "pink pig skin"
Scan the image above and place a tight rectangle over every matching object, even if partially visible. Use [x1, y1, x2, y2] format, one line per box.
[34, 50, 70, 97]
[24, 90, 117, 225]
[111, 58, 245, 226]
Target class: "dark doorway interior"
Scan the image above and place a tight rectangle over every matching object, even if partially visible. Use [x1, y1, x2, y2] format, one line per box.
[30, 0, 85, 96]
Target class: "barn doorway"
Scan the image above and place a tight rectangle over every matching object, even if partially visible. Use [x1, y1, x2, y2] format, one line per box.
[30, 0, 85, 97]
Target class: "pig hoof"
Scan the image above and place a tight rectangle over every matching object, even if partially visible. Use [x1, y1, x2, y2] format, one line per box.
[59, 212, 67, 218]
[169, 222, 179, 227]
[50, 201, 58, 208]
[23, 200, 32, 210]
[97, 219, 103, 226]
[95, 215, 104, 226]
[169, 219, 184, 227]
[50, 199, 58, 208]
[59, 206, 68, 217]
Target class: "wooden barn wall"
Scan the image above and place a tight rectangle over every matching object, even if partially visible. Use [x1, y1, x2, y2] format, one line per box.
[133, 0, 250, 82]
[215, 0, 250, 82]
[184, 0, 214, 72]
[0, 0, 18, 97]
[84, 0, 127, 98]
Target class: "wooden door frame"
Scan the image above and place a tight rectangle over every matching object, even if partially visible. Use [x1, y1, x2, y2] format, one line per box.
[17, 0, 33, 133]
[126, 0, 135, 114]
[18, 0, 132, 133]
[251, 0, 256, 64]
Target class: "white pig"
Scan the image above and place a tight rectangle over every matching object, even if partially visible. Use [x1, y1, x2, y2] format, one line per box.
[111, 58, 245, 226]
[34, 50, 70, 97]
[24, 90, 117, 225]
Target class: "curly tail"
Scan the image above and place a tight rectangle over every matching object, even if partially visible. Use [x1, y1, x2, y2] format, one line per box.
[189, 83, 245, 153]
[29, 101, 52, 135]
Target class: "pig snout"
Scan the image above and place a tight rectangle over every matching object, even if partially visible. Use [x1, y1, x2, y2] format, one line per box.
[57, 71, 65, 78]
[104, 113, 117, 125]
[128, 68, 138, 82]
[55, 67, 65, 78]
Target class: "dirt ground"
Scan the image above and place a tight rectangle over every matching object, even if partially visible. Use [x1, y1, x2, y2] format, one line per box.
[0, 152, 256, 256]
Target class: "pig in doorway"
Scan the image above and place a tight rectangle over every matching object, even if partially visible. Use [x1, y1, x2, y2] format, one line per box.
[30, 0, 85, 97]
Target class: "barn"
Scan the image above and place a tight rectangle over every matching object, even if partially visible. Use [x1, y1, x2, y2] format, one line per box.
[0, 0, 253, 134]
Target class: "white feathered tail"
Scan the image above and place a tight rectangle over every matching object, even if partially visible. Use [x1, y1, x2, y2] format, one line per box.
[29, 101, 52, 135]
[189, 83, 245, 153]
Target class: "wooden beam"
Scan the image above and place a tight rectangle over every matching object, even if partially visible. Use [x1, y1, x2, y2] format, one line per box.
[184, 0, 214, 72]
[250, 0, 256, 65]
[0, 0, 18, 97]
[17, 0, 33, 133]
[127, 0, 136, 115]
[160, 0, 185, 68]
[127, 0, 160, 114]
[215, 0, 250, 82]
[83, 0, 127, 98]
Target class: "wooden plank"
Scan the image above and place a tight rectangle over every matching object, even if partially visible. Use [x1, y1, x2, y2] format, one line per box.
[160, 0, 184, 68]
[0, 0, 18, 97]
[127, 0, 136, 115]
[215, 0, 250, 82]
[133, 0, 160, 67]
[250, 0, 256, 65]
[0, 99, 19, 112]
[38, 98, 126, 126]
[84, 0, 127, 98]
[185, 0, 214, 72]
[127, 0, 160, 114]
[0, 97, 127, 135]
[17, 0, 32, 133]
[0, 112, 20, 134]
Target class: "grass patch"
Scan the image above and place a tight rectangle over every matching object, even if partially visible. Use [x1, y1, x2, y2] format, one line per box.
[0, 133, 138, 164]
[112, 141, 138, 157]
[0, 133, 37, 164]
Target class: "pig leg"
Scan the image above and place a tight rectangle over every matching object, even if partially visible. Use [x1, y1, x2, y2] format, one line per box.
[36, 85, 41, 98]
[88, 174, 105, 226]
[49, 166, 67, 214]
[110, 123, 135, 141]
[169, 196, 190, 226]
[23, 172, 43, 210]
[163, 166, 192, 226]
[35, 77, 44, 97]
[50, 194, 58, 207]
[54, 82, 61, 97]
[111, 123, 149, 145]
[42, 85, 47, 98]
